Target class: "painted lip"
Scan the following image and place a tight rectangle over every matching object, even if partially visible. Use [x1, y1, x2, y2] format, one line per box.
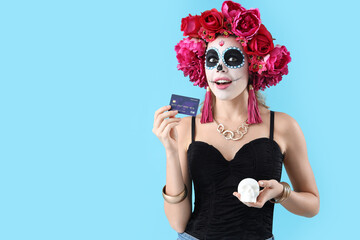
[213, 77, 232, 89]
[214, 77, 232, 82]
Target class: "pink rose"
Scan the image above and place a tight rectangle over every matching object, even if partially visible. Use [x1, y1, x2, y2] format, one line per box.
[221, 0, 246, 20]
[265, 45, 291, 76]
[249, 45, 291, 91]
[248, 45, 291, 90]
[232, 8, 261, 40]
[245, 24, 274, 56]
[174, 37, 207, 88]
[199, 8, 224, 32]
[181, 14, 202, 38]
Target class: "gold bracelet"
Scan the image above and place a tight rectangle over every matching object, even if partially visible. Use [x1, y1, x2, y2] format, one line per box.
[270, 182, 291, 203]
[270, 182, 292, 204]
[162, 184, 187, 204]
[272, 182, 290, 203]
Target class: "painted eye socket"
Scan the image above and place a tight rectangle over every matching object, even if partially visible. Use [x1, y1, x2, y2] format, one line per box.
[205, 49, 220, 68]
[223, 48, 244, 67]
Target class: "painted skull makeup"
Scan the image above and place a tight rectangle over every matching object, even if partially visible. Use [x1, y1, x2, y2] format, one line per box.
[204, 36, 249, 102]
[205, 46, 245, 70]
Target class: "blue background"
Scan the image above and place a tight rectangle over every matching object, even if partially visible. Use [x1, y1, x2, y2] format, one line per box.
[0, 0, 358, 239]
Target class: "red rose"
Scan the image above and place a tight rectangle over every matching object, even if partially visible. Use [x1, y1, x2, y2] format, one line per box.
[221, 0, 246, 20]
[232, 8, 261, 40]
[181, 14, 202, 38]
[245, 24, 274, 56]
[199, 8, 224, 32]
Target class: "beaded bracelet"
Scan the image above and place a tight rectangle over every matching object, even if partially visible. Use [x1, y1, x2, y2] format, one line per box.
[270, 182, 291, 203]
[162, 184, 188, 204]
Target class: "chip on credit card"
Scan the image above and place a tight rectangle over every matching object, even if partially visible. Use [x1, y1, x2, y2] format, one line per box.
[169, 94, 200, 116]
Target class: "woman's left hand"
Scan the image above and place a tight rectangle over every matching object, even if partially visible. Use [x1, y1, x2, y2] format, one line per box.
[232, 180, 283, 208]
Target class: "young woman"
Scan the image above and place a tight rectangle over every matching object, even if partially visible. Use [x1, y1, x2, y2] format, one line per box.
[152, 1, 320, 239]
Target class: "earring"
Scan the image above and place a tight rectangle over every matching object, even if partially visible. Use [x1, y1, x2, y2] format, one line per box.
[247, 84, 262, 124]
[200, 86, 214, 124]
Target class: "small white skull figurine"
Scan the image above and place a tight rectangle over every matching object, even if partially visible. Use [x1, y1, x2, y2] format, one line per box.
[237, 178, 260, 203]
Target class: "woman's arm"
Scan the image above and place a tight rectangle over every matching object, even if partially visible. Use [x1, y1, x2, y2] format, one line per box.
[278, 112, 320, 217]
[163, 117, 193, 232]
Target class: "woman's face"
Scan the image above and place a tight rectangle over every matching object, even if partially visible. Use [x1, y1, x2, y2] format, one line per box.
[205, 35, 249, 101]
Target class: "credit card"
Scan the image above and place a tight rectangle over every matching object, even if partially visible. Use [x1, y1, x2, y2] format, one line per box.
[169, 94, 200, 116]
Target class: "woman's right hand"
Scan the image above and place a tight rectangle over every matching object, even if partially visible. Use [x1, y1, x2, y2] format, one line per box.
[152, 105, 181, 153]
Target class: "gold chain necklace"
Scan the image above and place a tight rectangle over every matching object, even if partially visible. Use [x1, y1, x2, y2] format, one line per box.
[213, 117, 250, 141]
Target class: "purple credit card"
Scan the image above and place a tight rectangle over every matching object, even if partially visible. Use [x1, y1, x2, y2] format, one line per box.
[169, 94, 200, 116]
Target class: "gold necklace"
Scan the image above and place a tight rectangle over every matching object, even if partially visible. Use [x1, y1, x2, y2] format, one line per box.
[213, 117, 250, 141]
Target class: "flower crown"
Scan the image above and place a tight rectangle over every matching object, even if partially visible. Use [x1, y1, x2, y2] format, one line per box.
[175, 0, 291, 92]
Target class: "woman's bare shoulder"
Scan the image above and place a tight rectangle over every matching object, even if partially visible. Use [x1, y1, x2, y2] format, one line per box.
[273, 110, 305, 156]
[273, 111, 300, 133]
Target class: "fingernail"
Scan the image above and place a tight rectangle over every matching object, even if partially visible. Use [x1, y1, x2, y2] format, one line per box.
[259, 181, 263, 186]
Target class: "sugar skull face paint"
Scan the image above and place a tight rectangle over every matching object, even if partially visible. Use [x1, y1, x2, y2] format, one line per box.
[205, 35, 249, 101]
[205, 46, 245, 70]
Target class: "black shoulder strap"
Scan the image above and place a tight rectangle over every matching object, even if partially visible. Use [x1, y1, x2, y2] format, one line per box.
[191, 116, 195, 143]
[270, 111, 274, 141]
